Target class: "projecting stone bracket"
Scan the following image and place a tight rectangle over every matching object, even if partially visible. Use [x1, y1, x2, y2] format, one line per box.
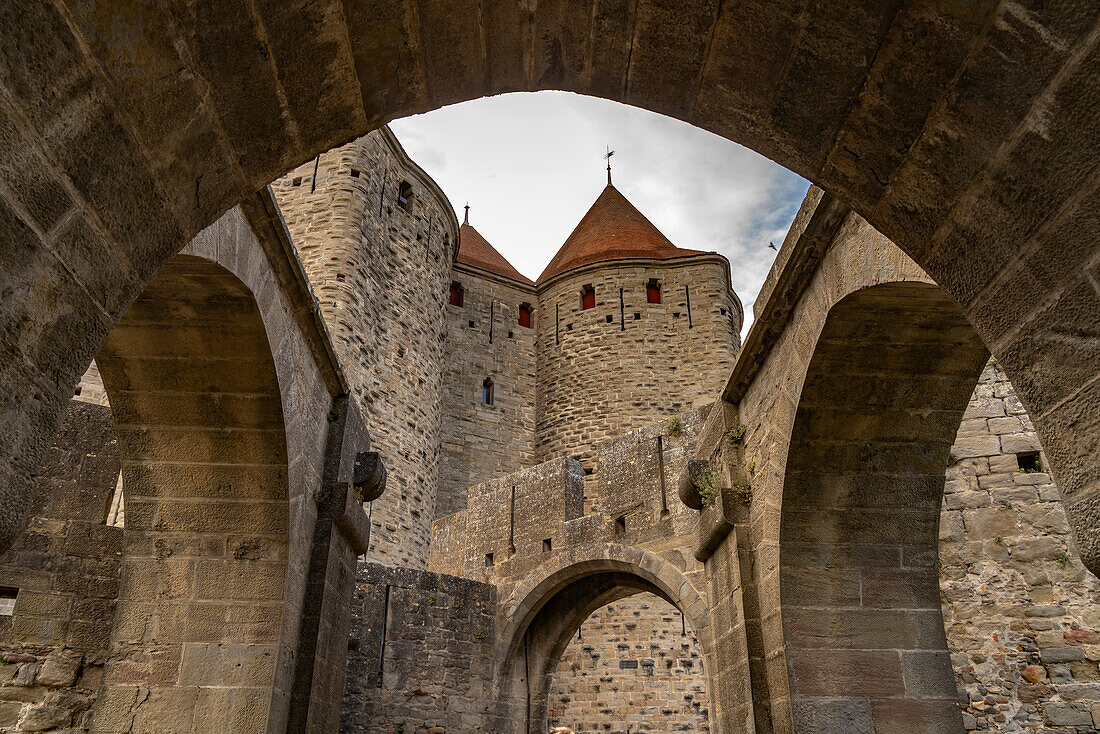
[353, 451, 387, 504]
[693, 485, 749, 563]
[678, 460, 710, 510]
[678, 400, 749, 561]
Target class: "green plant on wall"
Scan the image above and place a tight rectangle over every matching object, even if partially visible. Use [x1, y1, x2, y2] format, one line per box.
[473, 628, 487, 642]
[666, 416, 683, 437]
[733, 481, 752, 505]
[726, 423, 747, 446]
[1054, 551, 1070, 566]
[694, 464, 720, 508]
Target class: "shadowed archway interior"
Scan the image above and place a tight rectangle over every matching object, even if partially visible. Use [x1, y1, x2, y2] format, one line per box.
[780, 281, 990, 733]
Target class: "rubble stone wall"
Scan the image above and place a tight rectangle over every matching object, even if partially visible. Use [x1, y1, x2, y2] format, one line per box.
[274, 129, 459, 570]
[340, 563, 499, 733]
[0, 401, 121, 733]
[940, 361, 1100, 732]
[549, 592, 710, 734]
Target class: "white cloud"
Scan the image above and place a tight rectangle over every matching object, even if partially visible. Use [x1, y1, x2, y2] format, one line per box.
[391, 91, 808, 338]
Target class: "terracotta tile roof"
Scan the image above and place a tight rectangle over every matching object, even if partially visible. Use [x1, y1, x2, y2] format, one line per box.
[536, 185, 708, 284]
[457, 223, 535, 286]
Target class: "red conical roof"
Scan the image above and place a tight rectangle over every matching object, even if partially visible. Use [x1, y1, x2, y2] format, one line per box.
[536, 185, 707, 284]
[458, 222, 535, 286]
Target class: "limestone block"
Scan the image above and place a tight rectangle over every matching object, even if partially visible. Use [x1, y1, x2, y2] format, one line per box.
[952, 436, 1001, 459]
[1000, 433, 1041, 454]
[36, 649, 82, 687]
[962, 507, 1017, 538]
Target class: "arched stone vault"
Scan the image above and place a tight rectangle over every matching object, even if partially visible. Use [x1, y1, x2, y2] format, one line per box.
[94, 254, 295, 732]
[66, 201, 373, 733]
[0, 1, 1096, 579]
[779, 281, 990, 733]
[494, 549, 717, 734]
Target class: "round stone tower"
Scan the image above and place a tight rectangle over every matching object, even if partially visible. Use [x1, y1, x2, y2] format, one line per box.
[534, 183, 742, 467]
[274, 127, 458, 570]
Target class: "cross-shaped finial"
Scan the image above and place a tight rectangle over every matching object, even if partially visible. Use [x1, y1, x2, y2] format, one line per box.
[463, 202, 470, 225]
[604, 146, 615, 186]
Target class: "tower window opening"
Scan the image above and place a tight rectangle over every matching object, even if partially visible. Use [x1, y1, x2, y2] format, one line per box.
[646, 279, 662, 304]
[508, 331, 514, 339]
[614, 516, 626, 534]
[350, 169, 360, 178]
[605, 314, 613, 323]
[449, 282, 464, 307]
[336, 273, 345, 282]
[397, 180, 415, 210]
[485, 553, 494, 567]
[292, 176, 303, 186]
[482, 377, 494, 406]
[518, 303, 533, 328]
[581, 285, 595, 310]
[720, 307, 727, 316]
[542, 538, 552, 553]
[634, 312, 641, 320]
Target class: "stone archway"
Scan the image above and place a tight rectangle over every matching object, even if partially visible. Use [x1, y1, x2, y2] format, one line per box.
[495, 550, 716, 734]
[90, 254, 292, 733]
[779, 281, 990, 733]
[0, 2, 1097, 579]
[548, 593, 711, 733]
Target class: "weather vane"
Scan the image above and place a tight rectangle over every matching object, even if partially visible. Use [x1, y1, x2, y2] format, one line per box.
[463, 202, 470, 225]
[604, 145, 615, 186]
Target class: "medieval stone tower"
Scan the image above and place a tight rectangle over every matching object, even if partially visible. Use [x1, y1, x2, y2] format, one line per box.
[273, 129, 459, 569]
[273, 126, 740, 576]
[439, 181, 742, 519]
[533, 183, 741, 467]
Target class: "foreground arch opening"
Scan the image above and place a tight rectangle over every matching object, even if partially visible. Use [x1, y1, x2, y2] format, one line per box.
[499, 560, 713, 734]
[780, 281, 990, 733]
[549, 592, 709, 733]
[90, 255, 290, 733]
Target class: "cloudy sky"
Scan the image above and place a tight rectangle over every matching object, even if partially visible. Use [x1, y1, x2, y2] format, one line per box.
[391, 91, 808, 336]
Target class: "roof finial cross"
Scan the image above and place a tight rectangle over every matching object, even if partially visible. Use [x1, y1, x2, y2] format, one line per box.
[604, 146, 615, 186]
[463, 202, 470, 225]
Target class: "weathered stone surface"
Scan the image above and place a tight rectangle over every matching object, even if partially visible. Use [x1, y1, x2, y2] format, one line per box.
[274, 129, 457, 570]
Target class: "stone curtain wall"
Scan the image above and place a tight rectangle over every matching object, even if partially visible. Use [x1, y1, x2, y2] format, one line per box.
[274, 130, 458, 569]
[438, 265, 537, 519]
[940, 361, 1100, 732]
[340, 563, 499, 732]
[428, 408, 721, 731]
[549, 592, 710, 734]
[535, 258, 740, 471]
[0, 401, 121, 732]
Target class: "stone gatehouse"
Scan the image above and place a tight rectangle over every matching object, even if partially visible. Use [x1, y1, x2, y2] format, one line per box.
[0, 117, 1094, 734]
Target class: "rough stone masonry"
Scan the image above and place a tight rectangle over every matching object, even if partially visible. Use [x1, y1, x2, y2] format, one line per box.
[0, 108, 1094, 732]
